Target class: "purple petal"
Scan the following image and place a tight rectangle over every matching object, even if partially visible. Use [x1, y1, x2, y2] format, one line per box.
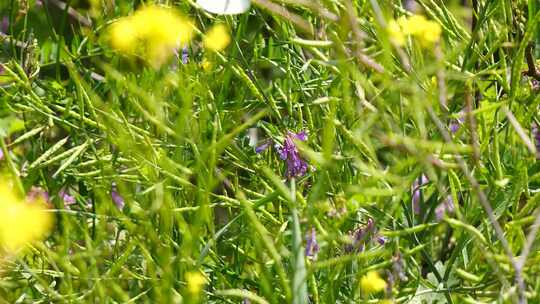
[27, 186, 49, 204]
[294, 131, 307, 141]
[0, 148, 4, 161]
[255, 141, 271, 153]
[59, 190, 76, 207]
[305, 227, 320, 259]
[376, 235, 387, 245]
[111, 189, 125, 210]
[181, 46, 189, 64]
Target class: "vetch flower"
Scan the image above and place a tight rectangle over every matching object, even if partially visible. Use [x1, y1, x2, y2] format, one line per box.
[411, 174, 429, 214]
[0, 181, 53, 252]
[435, 195, 455, 221]
[59, 189, 76, 208]
[197, 0, 250, 15]
[181, 46, 189, 64]
[111, 184, 125, 210]
[278, 131, 309, 178]
[345, 218, 376, 253]
[305, 227, 320, 260]
[255, 141, 271, 153]
[360, 271, 387, 295]
[203, 24, 231, 52]
[27, 186, 50, 206]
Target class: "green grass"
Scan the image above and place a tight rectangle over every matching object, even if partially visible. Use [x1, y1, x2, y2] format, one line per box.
[1, 0, 540, 303]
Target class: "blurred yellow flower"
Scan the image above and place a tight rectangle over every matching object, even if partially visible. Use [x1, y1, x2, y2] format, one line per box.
[201, 58, 212, 71]
[108, 5, 194, 67]
[0, 182, 52, 252]
[360, 271, 387, 295]
[186, 271, 207, 294]
[203, 24, 231, 52]
[389, 15, 441, 47]
[387, 20, 405, 46]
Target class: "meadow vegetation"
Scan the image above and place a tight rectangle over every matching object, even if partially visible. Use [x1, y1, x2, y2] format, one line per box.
[1, 0, 540, 303]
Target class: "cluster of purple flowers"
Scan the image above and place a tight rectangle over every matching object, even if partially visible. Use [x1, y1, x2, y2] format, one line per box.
[344, 218, 386, 253]
[278, 131, 309, 178]
[256, 130, 310, 179]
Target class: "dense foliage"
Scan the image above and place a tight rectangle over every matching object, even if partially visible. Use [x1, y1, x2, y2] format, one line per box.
[1, 0, 540, 303]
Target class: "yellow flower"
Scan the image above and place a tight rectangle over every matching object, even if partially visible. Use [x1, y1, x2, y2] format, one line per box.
[0, 182, 52, 252]
[186, 271, 207, 294]
[201, 58, 212, 71]
[109, 18, 138, 53]
[392, 15, 441, 47]
[108, 5, 194, 67]
[399, 15, 427, 36]
[203, 24, 231, 52]
[360, 271, 387, 294]
[421, 20, 442, 44]
[387, 20, 405, 46]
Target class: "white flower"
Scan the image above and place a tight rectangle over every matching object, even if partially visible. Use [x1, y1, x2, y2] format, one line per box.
[196, 0, 250, 15]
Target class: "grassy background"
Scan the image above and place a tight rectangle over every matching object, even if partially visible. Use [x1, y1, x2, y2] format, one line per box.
[1, 0, 540, 303]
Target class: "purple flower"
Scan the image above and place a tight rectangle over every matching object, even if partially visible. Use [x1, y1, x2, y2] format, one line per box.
[0, 148, 4, 161]
[111, 185, 125, 210]
[376, 235, 387, 245]
[59, 189, 76, 208]
[345, 218, 376, 253]
[305, 227, 320, 260]
[435, 195, 455, 221]
[277, 131, 309, 178]
[411, 174, 429, 214]
[27, 186, 50, 205]
[255, 141, 271, 153]
[181, 46, 189, 64]
[533, 122, 540, 159]
[449, 111, 465, 134]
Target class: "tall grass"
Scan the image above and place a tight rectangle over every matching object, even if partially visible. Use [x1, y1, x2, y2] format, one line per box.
[1, 0, 540, 303]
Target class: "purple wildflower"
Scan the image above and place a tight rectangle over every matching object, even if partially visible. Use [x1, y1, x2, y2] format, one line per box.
[376, 235, 387, 245]
[181, 46, 189, 64]
[345, 218, 376, 253]
[278, 131, 309, 178]
[305, 227, 320, 260]
[533, 122, 540, 159]
[59, 189, 76, 208]
[255, 141, 271, 153]
[0, 148, 4, 161]
[411, 174, 429, 214]
[449, 111, 465, 134]
[111, 185, 125, 210]
[532, 79, 540, 91]
[435, 195, 455, 221]
[26, 186, 50, 205]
